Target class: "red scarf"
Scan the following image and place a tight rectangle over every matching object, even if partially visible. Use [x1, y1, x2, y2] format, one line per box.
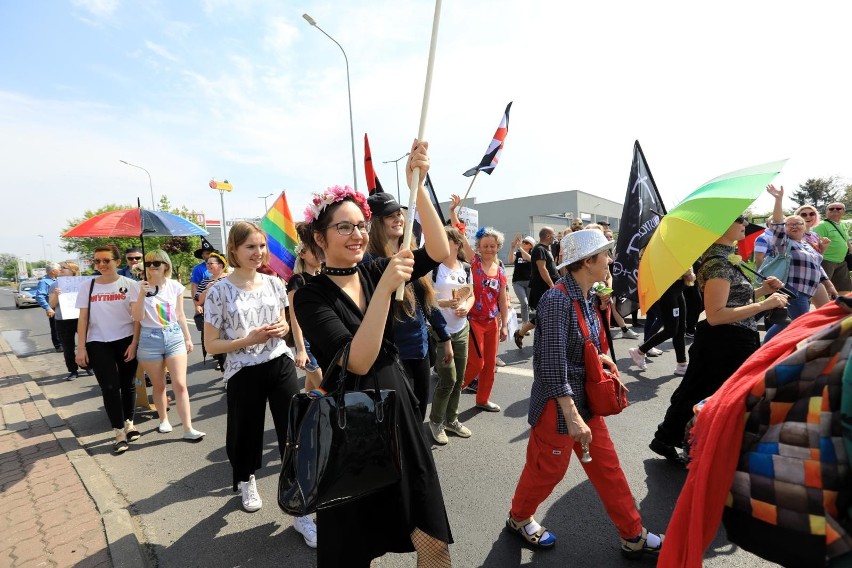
[659, 299, 851, 567]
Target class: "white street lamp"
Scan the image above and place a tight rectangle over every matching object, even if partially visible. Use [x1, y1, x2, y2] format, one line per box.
[120, 160, 156, 209]
[259, 193, 273, 216]
[383, 153, 410, 203]
[37, 234, 46, 262]
[303, 13, 358, 191]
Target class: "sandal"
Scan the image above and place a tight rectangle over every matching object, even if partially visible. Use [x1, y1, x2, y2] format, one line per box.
[620, 527, 663, 559]
[505, 516, 556, 549]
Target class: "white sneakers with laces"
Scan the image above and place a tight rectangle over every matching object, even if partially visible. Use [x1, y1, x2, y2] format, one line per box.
[674, 362, 689, 376]
[628, 347, 647, 370]
[239, 474, 262, 512]
[293, 515, 318, 548]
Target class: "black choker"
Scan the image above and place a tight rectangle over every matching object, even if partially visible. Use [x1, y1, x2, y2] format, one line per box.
[322, 265, 358, 276]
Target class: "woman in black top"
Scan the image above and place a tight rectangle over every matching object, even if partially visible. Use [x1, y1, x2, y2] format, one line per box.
[294, 141, 452, 567]
[507, 235, 534, 324]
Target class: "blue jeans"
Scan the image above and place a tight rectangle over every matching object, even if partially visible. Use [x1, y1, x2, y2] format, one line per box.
[763, 288, 811, 344]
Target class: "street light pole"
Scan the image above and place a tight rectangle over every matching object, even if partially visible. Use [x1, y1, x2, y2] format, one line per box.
[259, 193, 273, 217]
[119, 160, 156, 209]
[383, 152, 410, 203]
[303, 13, 358, 192]
[37, 234, 46, 263]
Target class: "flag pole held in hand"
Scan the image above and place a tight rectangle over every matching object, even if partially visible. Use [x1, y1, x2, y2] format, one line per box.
[397, 0, 442, 301]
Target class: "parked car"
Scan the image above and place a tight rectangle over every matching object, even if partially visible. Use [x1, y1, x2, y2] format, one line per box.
[15, 280, 40, 309]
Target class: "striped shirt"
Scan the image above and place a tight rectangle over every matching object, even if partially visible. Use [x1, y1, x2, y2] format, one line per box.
[768, 223, 828, 297]
[529, 272, 601, 434]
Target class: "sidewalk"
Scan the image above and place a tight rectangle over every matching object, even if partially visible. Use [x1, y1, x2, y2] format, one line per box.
[0, 337, 145, 568]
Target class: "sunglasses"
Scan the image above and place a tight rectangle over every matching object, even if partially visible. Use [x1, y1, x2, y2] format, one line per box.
[126, 256, 143, 261]
[206, 260, 222, 265]
[734, 216, 747, 225]
[324, 220, 372, 236]
[799, 211, 816, 217]
[829, 207, 845, 211]
[92, 258, 116, 265]
[144, 261, 166, 268]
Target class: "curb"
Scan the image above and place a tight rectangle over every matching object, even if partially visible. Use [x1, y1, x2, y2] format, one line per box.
[1, 336, 147, 568]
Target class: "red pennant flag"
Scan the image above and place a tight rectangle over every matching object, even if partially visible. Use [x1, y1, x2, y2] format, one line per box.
[463, 102, 512, 177]
[364, 133, 384, 196]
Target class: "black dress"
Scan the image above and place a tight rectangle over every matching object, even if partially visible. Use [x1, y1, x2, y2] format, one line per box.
[294, 248, 453, 566]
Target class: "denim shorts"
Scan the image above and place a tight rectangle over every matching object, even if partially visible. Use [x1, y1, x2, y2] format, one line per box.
[137, 323, 186, 362]
[303, 338, 319, 372]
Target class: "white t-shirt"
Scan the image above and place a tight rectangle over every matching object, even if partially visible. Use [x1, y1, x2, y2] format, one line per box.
[204, 274, 293, 381]
[75, 276, 140, 342]
[433, 262, 470, 335]
[139, 279, 185, 329]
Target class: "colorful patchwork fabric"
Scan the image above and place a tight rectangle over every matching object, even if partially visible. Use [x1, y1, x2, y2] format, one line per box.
[725, 316, 852, 565]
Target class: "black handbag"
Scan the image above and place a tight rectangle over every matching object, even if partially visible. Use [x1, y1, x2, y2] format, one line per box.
[278, 342, 401, 516]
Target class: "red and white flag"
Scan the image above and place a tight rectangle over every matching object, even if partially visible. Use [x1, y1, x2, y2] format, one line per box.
[463, 102, 512, 177]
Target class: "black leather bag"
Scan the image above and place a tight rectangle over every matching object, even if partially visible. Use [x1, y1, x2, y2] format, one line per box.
[278, 343, 401, 516]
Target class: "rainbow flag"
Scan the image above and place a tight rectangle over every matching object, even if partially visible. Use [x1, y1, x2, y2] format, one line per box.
[261, 191, 299, 281]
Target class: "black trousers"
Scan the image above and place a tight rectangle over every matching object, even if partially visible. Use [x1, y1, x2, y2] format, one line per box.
[225, 354, 299, 491]
[654, 322, 759, 447]
[639, 291, 687, 362]
[48, 315, 61, 348]
[402, 357, 431, 422]
[55, 318, 81, 373]
[683, 284, 702, 333]
[87, 336, 138, 430]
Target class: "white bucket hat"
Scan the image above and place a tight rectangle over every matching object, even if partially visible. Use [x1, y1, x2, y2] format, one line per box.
[522, 236, 536, 246]
[556, 230, 615, 270]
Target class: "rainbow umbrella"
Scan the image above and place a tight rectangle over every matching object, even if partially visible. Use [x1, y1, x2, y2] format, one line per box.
[638, 159, 787, 312]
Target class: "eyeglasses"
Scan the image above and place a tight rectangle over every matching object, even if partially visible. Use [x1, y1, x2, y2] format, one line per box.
[734, 216, 747, 225]
[829, 207, 846, 211]
[324, 220, 371, 236]
[799, 211, 816, 217]
[126, 256, 142, 261]
[144, 261, 166, 268]
[785, 222, 805, 227]
[92, 258, 116, 265]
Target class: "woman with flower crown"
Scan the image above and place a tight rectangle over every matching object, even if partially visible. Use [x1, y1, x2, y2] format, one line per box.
[649, 214, 788, 463]
[294, 140, 453, 567]
[447, 201, 509, 412]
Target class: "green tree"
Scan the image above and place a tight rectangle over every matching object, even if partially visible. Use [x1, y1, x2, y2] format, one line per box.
[841, 183, 852, 211]
[790, 177, 842, 212]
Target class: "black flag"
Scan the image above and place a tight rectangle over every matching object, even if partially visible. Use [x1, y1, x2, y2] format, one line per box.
[612, 141, 667, 315]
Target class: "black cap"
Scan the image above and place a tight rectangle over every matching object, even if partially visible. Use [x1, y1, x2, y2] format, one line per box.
[599, 220, 611, 226]
[367, 191, 406, 218]
[194, 236, 217, 259]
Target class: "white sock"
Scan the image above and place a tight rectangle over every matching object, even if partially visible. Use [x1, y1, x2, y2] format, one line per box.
[645, 532, 662, 548]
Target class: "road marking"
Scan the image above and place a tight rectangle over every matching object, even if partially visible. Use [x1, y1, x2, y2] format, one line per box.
[497, 365, 534, 378]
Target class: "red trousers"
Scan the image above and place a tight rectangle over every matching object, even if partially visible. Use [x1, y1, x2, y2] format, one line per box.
[462, 317, 498, 405]
[510, 399, 643, 539]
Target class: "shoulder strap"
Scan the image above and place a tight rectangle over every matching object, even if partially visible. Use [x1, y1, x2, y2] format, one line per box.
[432, 266, 438, 282]
[84, 278, 95, 343]
[463, 261, 472, 284]
[826, 220, 847, 241]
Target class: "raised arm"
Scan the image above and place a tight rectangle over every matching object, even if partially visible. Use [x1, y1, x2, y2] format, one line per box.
[406, 140, 450, 264]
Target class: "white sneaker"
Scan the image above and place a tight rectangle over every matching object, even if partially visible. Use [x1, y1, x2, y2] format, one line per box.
[495, 357, 507, 367]
[674, 362, 689, 376]
[429, 421, 448, 445]
[628, 347, 647, 370]
[293, 515, 317, 548]
[157, 420, 173, 433]
[444, 419, 472, 438]
[239, 474, 262, 512]
[622, 328, 640, 339]
[610, 329, 623, 339]
[647, 347, 663, 357]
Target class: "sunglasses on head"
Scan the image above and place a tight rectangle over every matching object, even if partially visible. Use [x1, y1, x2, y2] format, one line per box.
[734, 216, 747, 225]
[144, 261, 165, 268]
[829, 206, 845, 211]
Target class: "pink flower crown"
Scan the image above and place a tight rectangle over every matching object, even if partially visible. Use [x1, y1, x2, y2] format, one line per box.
[303, 185, 371, 224]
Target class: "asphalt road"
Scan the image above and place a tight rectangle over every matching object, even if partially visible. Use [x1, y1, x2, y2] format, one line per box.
[0, 288, 778, 567]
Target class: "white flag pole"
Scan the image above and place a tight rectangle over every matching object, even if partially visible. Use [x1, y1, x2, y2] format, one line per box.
[396, 0, 442, 301]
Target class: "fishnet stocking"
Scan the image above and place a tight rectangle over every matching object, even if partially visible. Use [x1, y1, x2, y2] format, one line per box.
[411, 527, 451, 568]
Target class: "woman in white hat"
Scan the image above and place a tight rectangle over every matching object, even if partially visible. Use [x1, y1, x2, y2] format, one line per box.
[505, 230, 665, 559]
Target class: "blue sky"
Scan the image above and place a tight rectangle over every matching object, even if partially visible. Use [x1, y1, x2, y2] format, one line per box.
[2, 0, 851, 262]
